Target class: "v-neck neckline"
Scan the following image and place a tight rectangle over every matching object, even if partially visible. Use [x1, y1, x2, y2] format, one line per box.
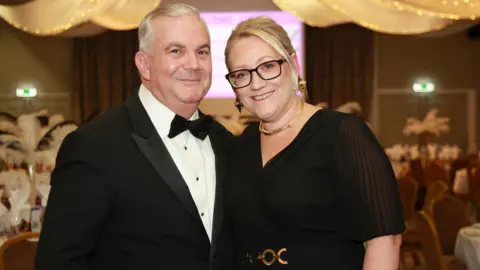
[258, 109, 324, 169]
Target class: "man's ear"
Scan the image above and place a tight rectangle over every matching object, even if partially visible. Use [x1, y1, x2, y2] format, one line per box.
[135, 51, 151, 81]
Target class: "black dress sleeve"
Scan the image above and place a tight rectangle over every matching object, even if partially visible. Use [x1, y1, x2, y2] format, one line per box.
[333, 114, 405, 242]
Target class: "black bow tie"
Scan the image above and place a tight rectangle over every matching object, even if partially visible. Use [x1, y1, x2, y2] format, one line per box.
[168, 114, 212, 140]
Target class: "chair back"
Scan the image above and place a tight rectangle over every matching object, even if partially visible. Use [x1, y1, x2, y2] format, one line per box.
[424, 161, 449, 186]
[0, 232, 40, 270]
[423, 181, 449, 214]
[413, 211, 446, 270]
[431, 195, 471, 255]
[397, 176, 418, 220]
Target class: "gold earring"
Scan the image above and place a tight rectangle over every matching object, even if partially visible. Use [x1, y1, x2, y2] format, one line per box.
[234, 98, 243, 113]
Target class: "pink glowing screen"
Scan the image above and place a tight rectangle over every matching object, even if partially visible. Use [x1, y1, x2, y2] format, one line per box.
[200, 11, 304, 98]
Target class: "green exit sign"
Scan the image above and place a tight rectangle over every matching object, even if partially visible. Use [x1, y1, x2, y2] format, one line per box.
[413, 81, 435, 93]
[16, 88, 37, 97]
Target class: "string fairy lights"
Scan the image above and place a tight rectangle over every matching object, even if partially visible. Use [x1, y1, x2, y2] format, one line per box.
[0, 0, 478, 36]
[0, 0, 160, 36]
[272, 0, 479, 35]
[372, 0, 480, 20]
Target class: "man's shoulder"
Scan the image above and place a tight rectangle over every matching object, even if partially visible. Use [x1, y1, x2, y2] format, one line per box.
[75, 105, 130, 141]
[80, 105, 129, 133]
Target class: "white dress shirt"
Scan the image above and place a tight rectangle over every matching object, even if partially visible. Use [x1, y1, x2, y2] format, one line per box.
[138, 85, 216, 242]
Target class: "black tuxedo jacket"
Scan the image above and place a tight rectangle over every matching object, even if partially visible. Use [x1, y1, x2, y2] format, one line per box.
[35, 93, 233, 270]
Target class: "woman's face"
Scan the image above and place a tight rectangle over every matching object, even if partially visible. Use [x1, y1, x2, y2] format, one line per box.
[227, 36, 300, 122]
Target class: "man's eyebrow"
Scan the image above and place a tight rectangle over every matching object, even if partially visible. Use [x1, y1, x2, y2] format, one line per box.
[164, 43, 186, 50]
[197, 43, 211, 50]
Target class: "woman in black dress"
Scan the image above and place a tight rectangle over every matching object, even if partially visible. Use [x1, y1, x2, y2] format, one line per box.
[223, 16, 405, 269]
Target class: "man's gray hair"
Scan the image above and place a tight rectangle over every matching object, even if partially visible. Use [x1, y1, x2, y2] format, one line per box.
[138, 3, 207, 53]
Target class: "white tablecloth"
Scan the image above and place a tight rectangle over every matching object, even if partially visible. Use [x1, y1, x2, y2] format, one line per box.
[455, 224, 480, 269]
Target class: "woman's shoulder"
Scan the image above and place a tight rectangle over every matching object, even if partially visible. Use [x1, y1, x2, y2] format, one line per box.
[315, 107, 367, 130]
[236, 122, 259, 141]
[307, 107, 345, 131]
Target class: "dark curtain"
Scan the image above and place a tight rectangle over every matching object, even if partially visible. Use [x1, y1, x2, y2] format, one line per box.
[305, 23, 375, 119]
[72, 30, 140, 123]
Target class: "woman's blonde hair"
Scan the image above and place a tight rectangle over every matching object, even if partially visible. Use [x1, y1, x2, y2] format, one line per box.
[224, 16, 307, 99]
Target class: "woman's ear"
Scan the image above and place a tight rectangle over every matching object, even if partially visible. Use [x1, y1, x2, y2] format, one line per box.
[290, 52, 301, 75]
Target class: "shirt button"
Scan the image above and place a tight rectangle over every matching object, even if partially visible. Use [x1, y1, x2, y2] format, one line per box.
[184, 146, 187, 150]
[201, 213, 204, 217]
[196, 177, 199, 181]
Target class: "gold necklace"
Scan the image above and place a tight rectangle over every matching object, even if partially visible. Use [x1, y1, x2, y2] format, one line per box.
[259, 100, 304, 135]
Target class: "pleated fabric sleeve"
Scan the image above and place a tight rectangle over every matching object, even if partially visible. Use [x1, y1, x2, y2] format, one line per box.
[333, 114, 406, 242]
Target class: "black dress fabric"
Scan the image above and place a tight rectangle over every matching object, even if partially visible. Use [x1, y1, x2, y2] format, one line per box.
[225, 109, 405, 269]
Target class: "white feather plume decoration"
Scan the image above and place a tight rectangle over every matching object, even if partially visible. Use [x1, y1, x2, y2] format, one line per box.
[385, 144, 409, 161]
[0, 109, 77, 212]
[403, 109, 450, 137]
[0, 133, 26, 165]
[314, 101, 363, 116]
[49, 123, 77, 149]
[215, 114, 247, 136]
[0, 121, 22, 137]
[0, 134, 22, 146]
[0, 110, 78, 166]
[33, 150, 57, 168]
[0, 147, 25, 166]
[48, 114, 64, 127]
[39, 114, 65, 138]
[315, 102, 329, 108]
[336, 102, 362, 115]
[31, 109, 48, 118]
[17, 113, 42, 155]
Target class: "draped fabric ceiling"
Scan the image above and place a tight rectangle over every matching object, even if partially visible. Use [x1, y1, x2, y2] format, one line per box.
[0, 0, 160, 36]
[0, 0, 478, 36]
[0, 0, 33, 5]
[274, 0, 480, 34]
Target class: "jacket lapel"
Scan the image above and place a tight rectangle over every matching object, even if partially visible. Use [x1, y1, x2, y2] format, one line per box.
[208, 120, 232, 257]
[125, 93, 203, 226]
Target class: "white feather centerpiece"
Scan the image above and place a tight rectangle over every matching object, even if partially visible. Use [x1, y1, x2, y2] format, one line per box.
[215, 114, 247, 136]
[0, 122, 22, 137]
[314, 101, 362, 116]
[402, 109, 450, 153]
[336, 102, 362, 116]
[403, 109, 450, 137]
[16, 111, 44, 164]
[0, 110, 78, 211]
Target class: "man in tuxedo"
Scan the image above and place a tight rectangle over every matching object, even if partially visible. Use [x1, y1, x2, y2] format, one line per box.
[35, 4, 233, 270]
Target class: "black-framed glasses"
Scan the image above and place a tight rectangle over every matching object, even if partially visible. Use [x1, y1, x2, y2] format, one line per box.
[225, 59, 286, 89]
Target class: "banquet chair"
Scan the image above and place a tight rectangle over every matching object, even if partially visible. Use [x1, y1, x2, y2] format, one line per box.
[423, 181, 449, 216]
[411, 211, 466, 270]
[398, 176, 419, 221]
[424, 161, 449, 187]
[0, 232, 40, 270]
[431, 195, 472, 255]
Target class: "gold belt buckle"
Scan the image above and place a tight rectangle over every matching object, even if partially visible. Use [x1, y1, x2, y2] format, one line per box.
[257, 248, 288, 265]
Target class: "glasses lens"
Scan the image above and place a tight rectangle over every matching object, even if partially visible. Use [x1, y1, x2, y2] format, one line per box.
[257, 60, 281, 80]
[228, 70, 251, 88]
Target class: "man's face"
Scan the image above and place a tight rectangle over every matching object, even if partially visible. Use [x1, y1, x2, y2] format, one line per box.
[137, 14, 212, 106]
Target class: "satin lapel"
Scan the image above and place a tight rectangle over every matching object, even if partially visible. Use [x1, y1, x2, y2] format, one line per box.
[126, 93, 203, 225]
[208, 121, 231, 257]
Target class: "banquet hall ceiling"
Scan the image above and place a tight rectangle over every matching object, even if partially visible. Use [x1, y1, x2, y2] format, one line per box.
[0, 0, 478, 37]
[0, 0, 32, 5]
